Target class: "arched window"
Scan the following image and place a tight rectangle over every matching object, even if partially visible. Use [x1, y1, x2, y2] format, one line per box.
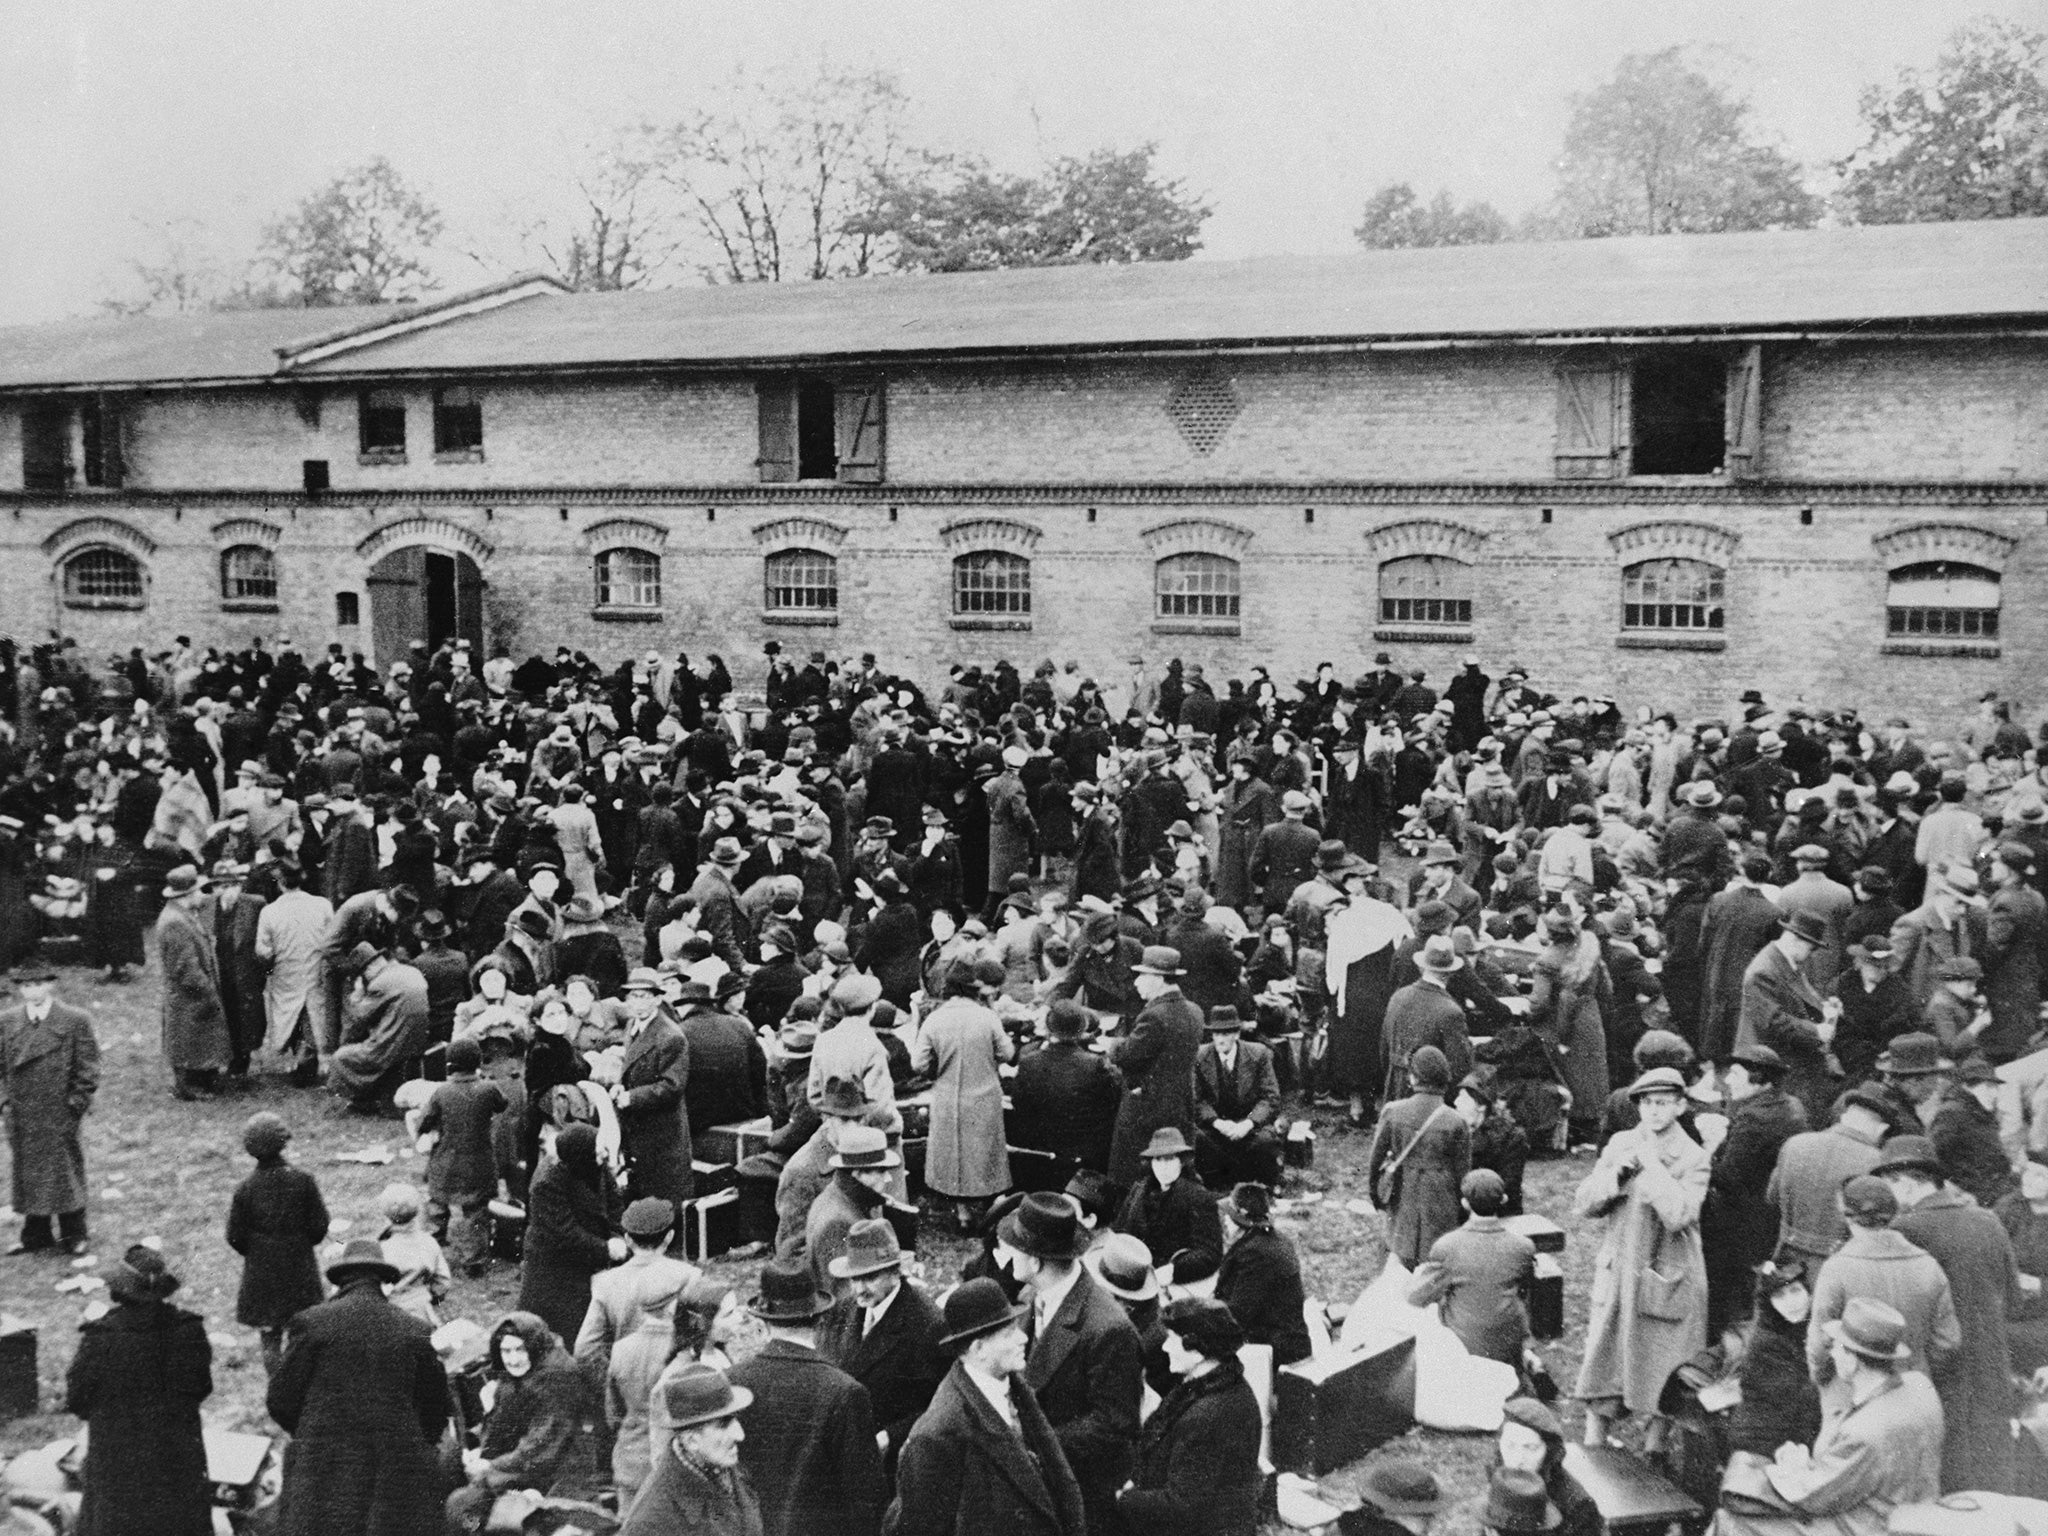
[1622, 557, 1723, 631]
[1378, 555, 1472, 626]
[1887, 561, 1999, 639]
[220, 545, 278, 602]
[1155, 552, 1240, 620]
[952, 551, 1031, 616]
[594, 548, 662, 609]
[62, 546, 144, 605]
[764, 548, 839, 613]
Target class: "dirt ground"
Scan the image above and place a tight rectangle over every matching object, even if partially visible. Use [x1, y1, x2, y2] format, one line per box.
[0, 941, 1605, 1536]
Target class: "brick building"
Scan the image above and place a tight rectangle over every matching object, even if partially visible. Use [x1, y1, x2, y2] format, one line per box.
[2, 217, 2045, 727]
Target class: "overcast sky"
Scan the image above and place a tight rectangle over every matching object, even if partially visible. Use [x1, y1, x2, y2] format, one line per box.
[0, 0, 2032, 326]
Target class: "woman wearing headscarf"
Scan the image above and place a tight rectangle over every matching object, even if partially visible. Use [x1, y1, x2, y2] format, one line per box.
[1115, 1298, 1264, 1536]
[1727, 1260, 1822, 1459]
[64, 1245, 213, 1536]
[1529, 906, 1613, 1146]
[518, 1123, 625, 1348]
[446, 1312, 605, 1533]
[1492, 1397, 1598, 1536]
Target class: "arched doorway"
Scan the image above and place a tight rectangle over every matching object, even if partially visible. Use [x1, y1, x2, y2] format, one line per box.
[366, 546, 484, 667]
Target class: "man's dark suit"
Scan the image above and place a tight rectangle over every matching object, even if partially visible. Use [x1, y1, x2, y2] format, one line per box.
[1108, 987, 1204, 1189]
[1159, 918, 1242, 1016]
[885, 1362, 1086, 1536]
[1009, 1041, 1122, 1175]
[1192, 1039, 1282, 1188]
[819, 1280, 948, 1468]
[676, 1003, 768, 1152]
[616, 1015, 693, 1205]
[729, 1337, 884, 1536]
[1246, 820, 1319, 915]
[1023, 1267, 1142, 1536]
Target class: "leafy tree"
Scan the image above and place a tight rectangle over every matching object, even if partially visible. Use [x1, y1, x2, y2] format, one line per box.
[1537, 48, 1821, 237]
[1353, 183, 1510, 249]
[260, 157, 444, 306]
[1836, 18, 2048, 224]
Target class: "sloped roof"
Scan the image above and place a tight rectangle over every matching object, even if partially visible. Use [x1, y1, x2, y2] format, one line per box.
[4, 218, 2046, 390]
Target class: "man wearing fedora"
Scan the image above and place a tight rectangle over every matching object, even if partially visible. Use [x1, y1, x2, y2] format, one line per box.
[1192, 1005, 1283, 1190]
[1827, 936, 1912, 1089]
[1888, 861, 1987, 1016]
[1736, 908, 1840, 1126]
[998, 1192, 1141, 1536]
[885, 1276, 1087, 1536]
[806, 1125, 901, 1297]
[1011, 999, 1122, 1180]
[1108, 947, 1204, 1190]
[1246, 791, 1319, 920]
[620, 1363, 762, 1536]
[1337, 1459, 1444, 1536]
[612, 966, 696, 1210]
[688, 837, 751, 974]
[0, 961, 99, 1257]
[156, 863, 231, 1101]
[1714, 1298, 1940, 1536]
[820, 1219, 947, 1475]
[1864, 1032, 1951, 1143]
[1703, 1044, 1808, 1333]
[727, 1258, 884, 1536]
[1114, 1129, 1223, 1287]
[1379, 936, 1472, 1106]
[268, 1237, 451, 1536]
[329, 942, 431, 1115]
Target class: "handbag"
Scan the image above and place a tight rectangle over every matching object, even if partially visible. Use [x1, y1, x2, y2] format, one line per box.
[1375, 1105, 1455, 1205]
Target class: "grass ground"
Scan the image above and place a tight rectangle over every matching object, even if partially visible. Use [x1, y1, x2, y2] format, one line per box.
[0, 940, 1602, 1536]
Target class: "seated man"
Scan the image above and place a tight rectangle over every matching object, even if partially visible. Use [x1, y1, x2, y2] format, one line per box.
[1193, 1006, 1284, 1190]
[1713, 1297, 1942, 1536]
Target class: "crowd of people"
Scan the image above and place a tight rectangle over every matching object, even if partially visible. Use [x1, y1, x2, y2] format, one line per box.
[4, 629, 2048, 1536]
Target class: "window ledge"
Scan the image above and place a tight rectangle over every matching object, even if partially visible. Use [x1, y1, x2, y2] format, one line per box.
[951, 616, 1033, 632]
[763, 611, 840, 627]
[1616, 632, 1726, 652]
[1374, 627, 1472, 645]
[221, 598, 280, 614]
[434, 447, 485, 464]
[591, 605, 664, 623]
[1153, 620, 1241, 637]
[63, 596, 144, 612]
[357, 449, 408, 467]
[1881, 640, 2001, 659]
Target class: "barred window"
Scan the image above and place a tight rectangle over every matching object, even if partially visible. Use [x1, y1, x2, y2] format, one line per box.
[221, 545, 278, 602]
[1378, 554, 1472, 626]
[1155, 552, 1240, 620]
[1887, 561, 1999, 639]
[764, 548, 839, 612]
[952, 551, 1031, 615]
[63, 547, 144, 603]
[595, 548, 662, 608]
[1622, 557, 1723, 631]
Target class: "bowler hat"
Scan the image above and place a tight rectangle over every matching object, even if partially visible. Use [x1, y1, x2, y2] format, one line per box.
[1872, 1134, 1943, 1178]
[1142, 1127, 1194, 1160]
[326, 1237, 401, 1286]
[1132, 946, 1184, 977]
[663, 1362, 753, 1428]
[1876, 1032, 1952, 1076]
[748, 1258, 835, 1322]
[1083, 1234, 1160, 1301]
[1778, 909, 1828, 946]
[997, 1191, 1089, 1260]
[827, 1219, 904, 1280]
[828, 1124, 902, 1171]
[1204, 1005, 1245, 1034]
[1822, 1296, 1913, 1364]
[937, 1277, 1028, 1350]
[1481, 1467, 1561, 1531]
[1356, 1461, 1446, 1519]
[622, 1197, 676, 1239]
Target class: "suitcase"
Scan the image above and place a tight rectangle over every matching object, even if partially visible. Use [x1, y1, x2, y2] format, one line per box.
[1270, 1331, 1415, 1476]
[734, 1167, 781, 1248]
[1504, 1212, 1565, 1254]
[1560, 1443, 1705, 1536]
[692, 1159, 737, 1197]
[0, 1317, 35, 1420]
[1530, 1253, 1564, 1340]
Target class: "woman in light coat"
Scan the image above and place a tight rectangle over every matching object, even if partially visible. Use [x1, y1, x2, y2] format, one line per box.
[913, 960, 1015, 1228]
[1572, 1066, 1708, 1451]
[1529, 908, 1613, 1145]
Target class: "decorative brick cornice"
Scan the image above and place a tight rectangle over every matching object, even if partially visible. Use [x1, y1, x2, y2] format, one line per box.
[580, 516, 668, 554]
[940, 517, 1042, 553]
[354, 515, 494, 564]
[40, 516, 156, 560]
[1364, 517, 1488, 563]
[1872, 521, 2020, 573]
[751, 516, 849, 551]
[1141, 517, 1254, 558]
[1606, 520, 1741, 565]
[209, 517, 282, 548]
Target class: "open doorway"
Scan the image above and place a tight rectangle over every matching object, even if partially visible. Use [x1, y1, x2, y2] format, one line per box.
[366, 546, 484, 668]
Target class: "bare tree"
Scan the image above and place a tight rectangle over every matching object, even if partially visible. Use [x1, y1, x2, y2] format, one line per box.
[99, 217, 285, 315]
[517, 132, 679, 291]
[260, 157, 444, 306]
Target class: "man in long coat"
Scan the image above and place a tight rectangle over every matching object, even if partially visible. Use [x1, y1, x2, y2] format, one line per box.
[1737, 911, 1839, 1126]
[1981, 840, 2047, 1063]
[1108, 948, 1204, 1190]
[211, 860, 268, 1076]
[1703, 1045, 1808, 1335]
[0, 963, 99, 1254]
[984, 746, 1037, 922]
[328, 945, 430, 1111]
[156, 864, 230, 1099]
[1366, 1046, 1470, 1268]
[612, 967, 694, 1207]
[1010, 1000, 1122, 1177]
[1698, 855, 1782, 1061]
[1214, 763, 1277, 913]
[268, 1239, 449, 1536]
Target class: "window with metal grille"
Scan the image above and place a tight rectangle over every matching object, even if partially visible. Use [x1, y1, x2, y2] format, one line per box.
[952, 551, 1031, 615]
[63, 547, 143, 603]
[1378, 555, 1473, 626]
[764, 548, 839, 612]
[433, 385, 483, 455]
[359, 388, 407, 456]
[1156, 552, 1241, 620]
[221, 545, 278, 602]
[1887, 561, 1999, 639]
[595, 548, 662, 608]
[1166, 371, 1242, 455]
[1622, 558, 1724, 631]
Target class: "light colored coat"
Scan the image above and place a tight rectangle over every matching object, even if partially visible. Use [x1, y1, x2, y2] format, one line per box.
[913, 996, 1016, 1198]
[550, 801, 605, 903]
[1573, 1118, 1708, 1415]
[984, 770, 1036, 894]
[255, 887, 334, 1054]
[1715, 1370, 1942, 1536]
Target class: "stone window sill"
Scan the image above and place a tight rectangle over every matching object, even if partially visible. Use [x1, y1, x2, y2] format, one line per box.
[434, 447, 485, 464]
[1374, 627, 1472, 645]
[951, 616, 1032, 632]
[62, 595, 145, 611]
[1881, 640, 2000, 659]
[1616, 632, 1726, 652]
[357, 448, 408, 467]
[221, 598, 280, 614]
[592, 605, 663, 623]
[1153, 620, 1240, 637]
[763, 611, 840, 626]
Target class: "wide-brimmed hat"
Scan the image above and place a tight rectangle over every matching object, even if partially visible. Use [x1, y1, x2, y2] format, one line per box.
[1876, 1032, 1952, 1076]
[817, 1077, 871, 1118]
[1938, 863, 1982, 898]
[663, 1362, 754, 1428]
[1204, 1005, 1245, 1034]
[1142, 1127, 1194, 1161]
[997, 1191, 1089, 1260]
[621, 966, 662, 994]
[622, 1197, 676, 1239]
[938, 1277, 1029, 1350]
[1133, 946, 1184, 977]
[1954, 1055, 2001, 1085]
[1681, 782, 1722, 809]
[827, 1218, 904, 1280]
[1415, 934, 1462, 974]
[1778, 909, 1828, 946]
[326, 1237, 401, 1286]
[1083, 1233, 1160, 1301]
[1873, 1134, 1943, 1178]
[161, 864, 202, 898]
[708, 837, 745, 867]
[1357, 1461, 1446, 1519]
[828, 1124, 902, 1171]
[1121, 872, 1163, 902]
[1481, 1467, 1561, 1531]
[1313, 839, 1353, 872]
[1822, 1296, 1913, 1364]
[1625, 1066, 1688, 1100]
[748, 1258, 835, 1322]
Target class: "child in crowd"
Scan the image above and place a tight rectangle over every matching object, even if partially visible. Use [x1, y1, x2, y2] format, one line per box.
[225, 1111, 329, 1377]
[416, 1036, 508, 1277]
[606, 1265, 688, 1501]
[375, 1181, 451, 1326]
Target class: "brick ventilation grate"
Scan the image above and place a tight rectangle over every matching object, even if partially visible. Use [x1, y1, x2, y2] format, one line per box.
[1166, 372, 1242, 456]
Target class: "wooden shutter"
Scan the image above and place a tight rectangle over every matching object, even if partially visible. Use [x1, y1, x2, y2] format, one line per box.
[96, 394, 125, 489]
[756, 377, 797, 483]
[1554, 361, 1621, 479]
[21, 402, 70, 492]
[834, 376, 886, 484]
[1723, 344, 1763, 481]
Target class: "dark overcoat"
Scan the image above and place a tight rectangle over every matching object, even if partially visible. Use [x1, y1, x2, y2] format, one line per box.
[1214, 1225, 1311, 1365]
[1702, 1085, 1807, 1331]
[1378, 980, 1471, 1100]
[616, 1015, 694, 1204]
[157, 899, 230, 1071]
[620, 1447, 763, 1536]
[517, 1152, 624, 1348]
[1696, 885, 1780, 1062]
[1116, 1358, 1263, 1536]
[0, 999, 99, 1215]
[226, 1160, 330, 1328]
[1115, 1176, 1224, 1283]
[65, 1299, 213, 1536]
[267, 1281, 450, 1536]
[1983, 880, 2048, 1060]
[1009, 1041, 1121, 1174]
[820, 1282, 948, 1463]
[1215, 778, 1277, 912]
[884, 1363, 1087, 1536]
[217, 888, 269, 1060]
[1108, 988, 1204, 1188]
[1366, 1089, 1470, 1268]
[729, 1338, 885, 1536]
[473, 1314, 603, 1497]
[1022, 1267, 1143, 1533]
